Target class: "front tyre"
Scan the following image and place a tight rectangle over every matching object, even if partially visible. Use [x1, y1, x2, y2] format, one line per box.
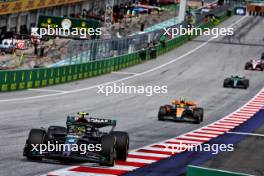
[158, 107, 166, 121]
[195, 108, 204, 122]
[110, 131, 129, 161]
[100, 135, 116, 166]
[243, 79, 249, 89]
[193, 108, 203, 124]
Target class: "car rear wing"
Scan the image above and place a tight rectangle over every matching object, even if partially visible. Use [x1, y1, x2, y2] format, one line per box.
[66, 116, 117, 128]
[86, 118, 117, 128]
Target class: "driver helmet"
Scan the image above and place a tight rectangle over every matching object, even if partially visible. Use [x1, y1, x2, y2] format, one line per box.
[180, 97, 186, 104]
[77, 112, 89, 123]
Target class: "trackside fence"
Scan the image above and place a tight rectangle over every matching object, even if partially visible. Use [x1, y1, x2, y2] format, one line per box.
[0, 11, 231, 92]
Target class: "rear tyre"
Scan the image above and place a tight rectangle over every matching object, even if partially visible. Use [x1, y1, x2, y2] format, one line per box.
[244, 64, 250, 70]
[223, 78, 230, 88]
[110, 131, 129, 161]
[25, 129, 47, 160]
[158, 107, 166, 121]
[261, 53, 264, 60]
[100, 135, 116, 166]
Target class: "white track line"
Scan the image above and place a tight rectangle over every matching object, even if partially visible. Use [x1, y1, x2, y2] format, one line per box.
[128, 151, 170, 158]
[226, 132, 264, 137]
[48, 171, 116, 176]
[126, 157, 156, 164]
[111, 71, 139, 75]
[0, 16, 247, 103]
[29, 88, 68, 93]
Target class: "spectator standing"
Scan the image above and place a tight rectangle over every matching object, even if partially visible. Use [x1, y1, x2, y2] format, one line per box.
[201, 0, 204, 7]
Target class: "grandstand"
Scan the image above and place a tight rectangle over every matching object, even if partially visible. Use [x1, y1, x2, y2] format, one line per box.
[0, 0, 130, 37]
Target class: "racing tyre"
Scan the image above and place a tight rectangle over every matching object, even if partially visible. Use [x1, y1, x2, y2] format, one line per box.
[110, 131, 129, 161]
[261, 53, 264, 60]
[223, 78, 230, 88]
[260, 65, 264, 71]
[158, 107, 166, 121]
[244, 64, 251, 70]
[193, 109, 202, 124]
[25, 129, 47, 160]
[242, 79, 249, 89]
[47, 126, 67, 139]
[100, 135, 116, 166]
[195, 108, 204, 122]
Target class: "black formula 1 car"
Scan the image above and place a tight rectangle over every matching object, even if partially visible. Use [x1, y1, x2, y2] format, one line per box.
[223, 75, 249, 89]
[23, 112, 129, 166]
[158, 99, 204, 124]
[245, 59, 264, 71]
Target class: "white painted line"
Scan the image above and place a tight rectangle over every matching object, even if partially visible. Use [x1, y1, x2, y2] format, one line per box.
[29, 88, 68, 93]
[0, 16, 248, 103]
[227, 132, 264, 137]
[216, 121, 240, 125]
[126, 157, 156, 164]
[242, 106, 262, 110]
[187, 132, 218, 138]
[237, 110, 256, 114]
[142, 146, 177, 152]
[240, 107, 259, 111]
[178, 135, 212, 141]
[246, 103, 263, 107]
[196, 129, 224, 135]
[111, 71, 139, 75]
[48, 170, 116, 176]
[221, 119, 244, 124]
[209, 125, 234, 129]
[232, 113, 251, 117]
[229, 115, 251, 119]
[235, 111, 255, 115]
[48, 171, 116, 176]
[253, 97, 264, 100]
[107, 165, 138, 171]
[216, 122, 240, 126]
[251, 100, 264, 103]
[152, 143, 194, 148]
[201, 127, 229, 132]
[223, 119, 246, 123]
[129, 151, 170, 158]
[166, 138, 202, 144]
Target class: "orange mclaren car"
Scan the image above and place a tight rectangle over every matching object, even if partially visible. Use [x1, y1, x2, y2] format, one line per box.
[158, 98, 204, 124]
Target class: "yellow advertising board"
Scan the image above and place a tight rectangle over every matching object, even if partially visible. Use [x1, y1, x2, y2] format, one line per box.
[0, 0, 84, 15]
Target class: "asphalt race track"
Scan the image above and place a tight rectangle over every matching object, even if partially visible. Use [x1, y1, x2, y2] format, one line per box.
[0, 15, 263, 176]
